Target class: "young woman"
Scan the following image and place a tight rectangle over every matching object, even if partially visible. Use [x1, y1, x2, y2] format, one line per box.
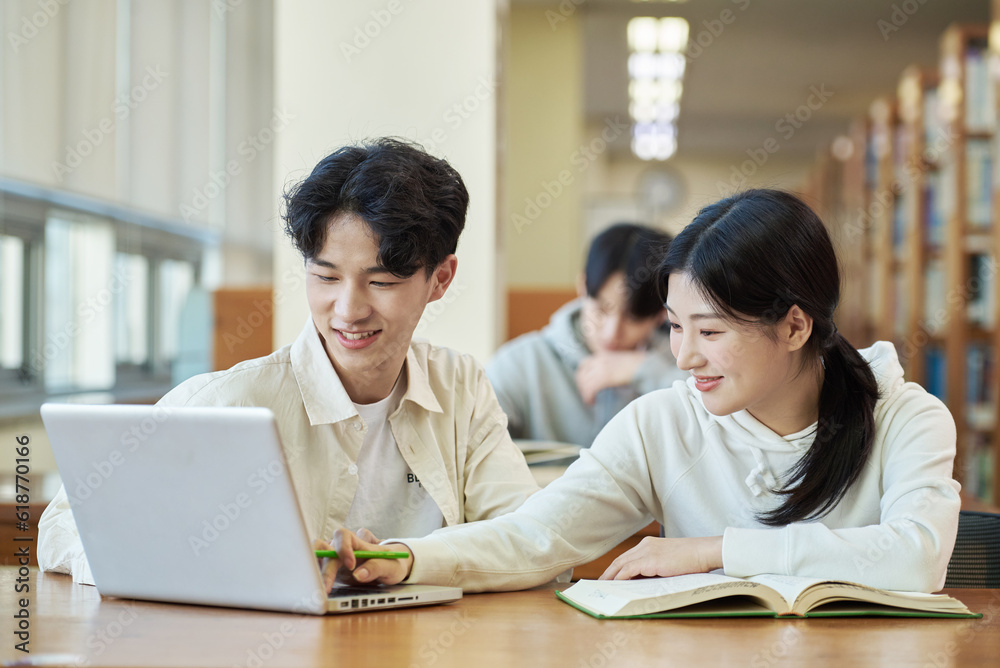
[487, 223, 686, 447]
[320, 189, 960, 594]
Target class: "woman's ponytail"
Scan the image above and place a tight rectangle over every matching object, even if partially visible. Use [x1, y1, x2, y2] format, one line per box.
[760, 330, 879, 526]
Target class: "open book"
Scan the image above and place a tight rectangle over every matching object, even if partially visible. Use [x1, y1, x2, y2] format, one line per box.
[556, 573, 980, 619]
[514, 440, 582, 466]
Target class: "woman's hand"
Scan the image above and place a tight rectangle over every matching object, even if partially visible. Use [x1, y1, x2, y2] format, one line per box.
[599, 536, 723, 580]
[314, 528, 413, 591]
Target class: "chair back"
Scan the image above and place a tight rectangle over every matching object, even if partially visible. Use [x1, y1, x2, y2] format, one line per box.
[944, 510, 1000, 588]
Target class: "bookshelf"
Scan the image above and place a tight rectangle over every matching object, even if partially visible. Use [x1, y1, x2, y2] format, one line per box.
[937, 24, 995, 503]
[809, 22, 1000, 505]
[867, 97, 902, 349]
[838, 116, 875, 348]
[988, 5, 1000, 507]
[895, 66, 941, 391]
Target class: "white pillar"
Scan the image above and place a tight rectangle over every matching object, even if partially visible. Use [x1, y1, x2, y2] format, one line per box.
[272, 0, 502, 363]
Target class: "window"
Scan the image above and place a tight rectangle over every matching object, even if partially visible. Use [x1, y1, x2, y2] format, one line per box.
[0, 235, 24, 370]
[44, 216, 116, 392]
[114, 253, 150, 366]
[158, 259, 196, 365]
[0, 183, 215, 411]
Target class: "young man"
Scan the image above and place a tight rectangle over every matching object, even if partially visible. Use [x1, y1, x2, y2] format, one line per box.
[486, 223, 686, 447]
[37, 138, 540, 585]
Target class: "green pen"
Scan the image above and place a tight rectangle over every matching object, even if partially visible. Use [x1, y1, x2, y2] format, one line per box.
[314, 550, 409, 559]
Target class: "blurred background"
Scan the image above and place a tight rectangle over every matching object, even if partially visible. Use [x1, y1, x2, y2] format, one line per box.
[1, 0, 998, 505]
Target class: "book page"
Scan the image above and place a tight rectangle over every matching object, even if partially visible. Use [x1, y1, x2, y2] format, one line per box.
[746, 574, 829, 610]
[749, 575, 971, 615]
[560, 573, 778, 617]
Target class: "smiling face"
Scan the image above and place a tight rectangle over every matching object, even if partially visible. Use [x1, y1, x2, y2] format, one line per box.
[579, 272, 664, 353]
[305, 213, 456, 404]
[665, 272, 821, 435]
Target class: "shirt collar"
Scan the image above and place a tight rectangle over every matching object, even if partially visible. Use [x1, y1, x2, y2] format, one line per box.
[290, 319, 443, 424]
[400, 344, 444, 414]
[290, 319, 358, 425]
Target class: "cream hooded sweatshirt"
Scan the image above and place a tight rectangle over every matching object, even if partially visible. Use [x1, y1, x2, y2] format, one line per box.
[396, 342, 960, 593]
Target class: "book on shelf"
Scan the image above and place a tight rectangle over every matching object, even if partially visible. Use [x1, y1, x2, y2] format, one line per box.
[964, 432, 995, 502]
[893, 272, 908, 339]
[924, 172, 944, 250]
[923, 87, 944, 149]
[940, 157, 957, 224]
[965, 139, 992, 228]
[892, 122, 910, 186]
[923, 259, 946, 335]
[556, 573, 979, 619]
[964, 43, 995, 133]
[966, 254, 996, 327]
[965, 342, 995, 431]
[867, 263, 882, 326]
[892, 194, 907, 257]
[924, 345, 947, 401]
[864, 137, 878, 189]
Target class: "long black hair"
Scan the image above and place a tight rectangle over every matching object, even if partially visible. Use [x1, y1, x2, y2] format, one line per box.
[661, 189, 879, 526]
[584, 223, 673, 319]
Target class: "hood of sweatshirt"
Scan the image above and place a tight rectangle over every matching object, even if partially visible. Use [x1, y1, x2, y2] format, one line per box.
[540, 298, 676, 372]
[688, 341, 905, 497]
[540, 299, 591, 370]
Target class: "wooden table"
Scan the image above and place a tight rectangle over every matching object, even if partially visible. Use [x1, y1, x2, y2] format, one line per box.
[2, 568, 998, 667]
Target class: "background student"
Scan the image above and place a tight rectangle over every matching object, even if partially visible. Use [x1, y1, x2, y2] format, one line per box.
[487, 223, 686, 447]
[37, 138, 540, 585]
[325, 189, 960, 594]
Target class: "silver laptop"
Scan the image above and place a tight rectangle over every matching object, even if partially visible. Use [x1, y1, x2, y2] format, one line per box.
[39, 403, 462, 615]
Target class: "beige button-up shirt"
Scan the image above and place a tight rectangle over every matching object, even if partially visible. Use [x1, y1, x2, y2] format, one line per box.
[38, 321, 540, 585]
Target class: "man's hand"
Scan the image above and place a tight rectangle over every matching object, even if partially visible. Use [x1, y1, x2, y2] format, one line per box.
[314, 528, 413, 592]
[575, 351, 646, 405]
[599, 536, 723, 581]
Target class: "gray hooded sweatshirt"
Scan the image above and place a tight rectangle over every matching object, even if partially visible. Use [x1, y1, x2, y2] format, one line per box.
[486, 299, 686, 447]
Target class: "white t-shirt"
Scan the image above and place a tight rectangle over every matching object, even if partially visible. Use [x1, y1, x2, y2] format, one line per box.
[345, 375, 445, 539]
